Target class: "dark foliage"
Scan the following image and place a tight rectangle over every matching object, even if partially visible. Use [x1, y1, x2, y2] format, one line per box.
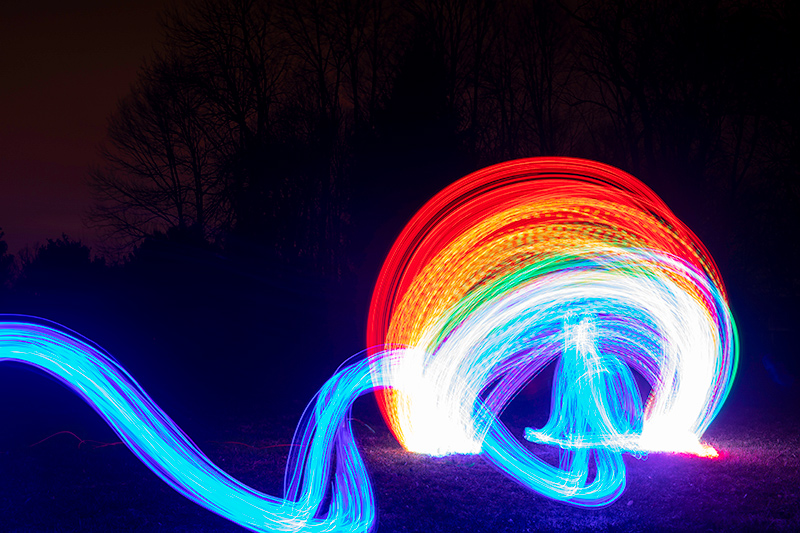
[0, 228, 13, 292]
[14, 235, 105, 294]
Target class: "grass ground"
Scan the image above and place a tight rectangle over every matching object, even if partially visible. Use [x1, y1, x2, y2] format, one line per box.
[1, 389, 798, 533]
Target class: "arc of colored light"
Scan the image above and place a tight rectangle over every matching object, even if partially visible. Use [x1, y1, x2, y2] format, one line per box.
[367, 158, 736, 461]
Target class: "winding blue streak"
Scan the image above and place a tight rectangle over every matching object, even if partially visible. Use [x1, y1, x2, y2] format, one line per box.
[1, 318, 384, 532]
[0, 316, 632, 530]
[1, 281, 731, 530]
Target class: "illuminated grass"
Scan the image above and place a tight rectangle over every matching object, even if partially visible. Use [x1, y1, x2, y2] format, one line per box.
[1, 399, 797, 532]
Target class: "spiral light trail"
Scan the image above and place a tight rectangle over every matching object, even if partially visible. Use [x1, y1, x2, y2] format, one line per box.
[1, 158, 737, 530]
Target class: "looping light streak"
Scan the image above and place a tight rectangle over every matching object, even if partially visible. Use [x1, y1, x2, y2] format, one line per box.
[1, 158, 737, 530]
[367, 158, 736, 463]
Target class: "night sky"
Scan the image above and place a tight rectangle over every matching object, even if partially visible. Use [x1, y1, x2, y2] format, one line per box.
[0, 1, 172, 255]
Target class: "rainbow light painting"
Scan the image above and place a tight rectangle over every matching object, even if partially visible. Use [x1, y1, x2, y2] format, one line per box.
[1, 158, 737, 530]
[367, 158, 736, 462]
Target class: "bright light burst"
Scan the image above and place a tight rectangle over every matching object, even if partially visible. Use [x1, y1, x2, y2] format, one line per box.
[1, 158, 737, 530]
[368, 158, 736, 456]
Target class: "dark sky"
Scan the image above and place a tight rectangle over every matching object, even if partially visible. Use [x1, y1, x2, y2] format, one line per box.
[0, 1, 175, 255]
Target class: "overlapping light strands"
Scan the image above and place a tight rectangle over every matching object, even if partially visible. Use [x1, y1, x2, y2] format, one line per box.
[1, 319, 392, 532]
[1, 158, 737, 530]
[366, 158, 737, 482]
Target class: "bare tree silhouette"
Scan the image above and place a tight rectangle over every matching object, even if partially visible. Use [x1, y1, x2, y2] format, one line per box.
[89, 53, 222, 254]
[86, 0, 798, 292]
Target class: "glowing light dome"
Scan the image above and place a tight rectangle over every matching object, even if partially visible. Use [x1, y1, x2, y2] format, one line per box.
[367, 158, 737, 461]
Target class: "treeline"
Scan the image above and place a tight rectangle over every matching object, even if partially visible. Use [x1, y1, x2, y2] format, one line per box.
[85, 0, 798, 294]
[0, 230, 358, 415]
[0, 0, 798, 404]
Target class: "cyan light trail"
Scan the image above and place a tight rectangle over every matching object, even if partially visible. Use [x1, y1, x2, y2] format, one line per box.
[1, 158, 738, 531]
[1, 319, 386, 532]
